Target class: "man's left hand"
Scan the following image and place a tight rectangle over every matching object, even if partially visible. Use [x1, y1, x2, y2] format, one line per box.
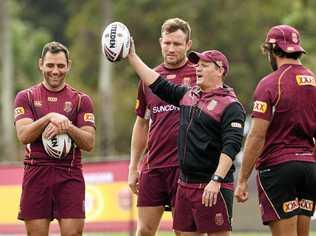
[202, 180, 221, 207]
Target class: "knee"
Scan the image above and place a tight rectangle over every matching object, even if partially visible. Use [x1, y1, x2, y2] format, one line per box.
[174, 230, 181, 236]
[137, 224, 157, 236]
[61, 228, 83, 236]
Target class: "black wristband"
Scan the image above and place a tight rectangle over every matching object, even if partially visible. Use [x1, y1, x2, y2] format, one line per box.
[211, 174, 224, 183]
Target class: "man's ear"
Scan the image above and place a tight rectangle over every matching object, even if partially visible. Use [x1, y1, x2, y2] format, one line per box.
[67, 60, 72, 72]
[187, 39, 192, 50]
[38, 58, 43, 70]
[159, 37, 162, 46]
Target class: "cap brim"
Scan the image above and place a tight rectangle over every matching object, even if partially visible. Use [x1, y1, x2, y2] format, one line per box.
[188, 51, 201, 63]
[278, 42, 306, 53]
[188, 51, 214, 64]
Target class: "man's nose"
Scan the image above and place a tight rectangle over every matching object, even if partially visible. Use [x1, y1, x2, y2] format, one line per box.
[168, 44, 175, 52]
[52, 66, 59, 73]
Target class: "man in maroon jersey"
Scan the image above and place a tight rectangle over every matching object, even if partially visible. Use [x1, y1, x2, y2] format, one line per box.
[235, 25, 316, 235]
[14, 41, 95, 236]
[128, 18, 196, 236]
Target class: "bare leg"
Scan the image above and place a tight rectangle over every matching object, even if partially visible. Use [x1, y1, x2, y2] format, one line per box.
[208, 231, 230, 236]
[181, 232, 205, 236]
[297, 215, 310, 236]
[58, 218, 84, 236]
[136, 206, 164, 236]
[25, 219, 50, 236]
[269, 216, 297, 236]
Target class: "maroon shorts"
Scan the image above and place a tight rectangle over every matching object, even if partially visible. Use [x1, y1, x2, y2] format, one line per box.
[18, 165, 85, 220]
[137, 166, 179, 208]
[257, 161, 316, 225]
[173, 181, 233, 233]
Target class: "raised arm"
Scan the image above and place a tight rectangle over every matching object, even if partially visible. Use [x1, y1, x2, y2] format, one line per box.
[127, 39, 160, 86]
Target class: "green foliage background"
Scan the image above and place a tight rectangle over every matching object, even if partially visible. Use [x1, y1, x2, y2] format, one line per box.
[8, 0, 316, 158]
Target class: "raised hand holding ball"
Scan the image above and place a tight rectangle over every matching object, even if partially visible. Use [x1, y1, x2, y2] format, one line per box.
[101, 22, 131, 62]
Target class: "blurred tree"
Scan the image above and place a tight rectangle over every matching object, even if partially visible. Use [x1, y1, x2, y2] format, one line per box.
[6, 0, 316, 161]
[98, 0, 114, 158]
[0, 0, 16, 161]
[16, 0, 70, 43]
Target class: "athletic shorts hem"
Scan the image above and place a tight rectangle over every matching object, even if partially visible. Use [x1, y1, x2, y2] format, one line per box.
[136, 203, 170, 207]
[18, 216, 54, 221]
[263, 212, 298, 225]
[173, 226, 232, 233]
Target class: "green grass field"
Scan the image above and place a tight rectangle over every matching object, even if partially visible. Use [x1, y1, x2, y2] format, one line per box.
[84, 231, 316, 236]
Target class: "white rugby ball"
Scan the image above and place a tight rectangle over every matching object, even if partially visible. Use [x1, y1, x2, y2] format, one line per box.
[42, 133, 72, 159]
[101, 22, 131, 62]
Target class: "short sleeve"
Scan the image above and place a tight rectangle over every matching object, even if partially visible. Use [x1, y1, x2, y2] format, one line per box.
[76, 95, 96, 128]
[251, 79, 277, 121]
[135, 80, 149, 119]
[14, 90, 34, 123]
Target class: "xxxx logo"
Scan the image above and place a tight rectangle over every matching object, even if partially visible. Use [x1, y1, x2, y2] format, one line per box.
[296, 75, 316, 86]
[14, 107, 25, 117]
[283, 199, 299, 213]
[84, 113, 95, 123]
[253, 101, 267, 113]
[299, 199, 314, 211]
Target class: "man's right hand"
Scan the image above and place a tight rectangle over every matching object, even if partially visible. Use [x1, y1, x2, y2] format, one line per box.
[128, 168, 139, 195]
[48, 112, 71, 133]
[234, 179, 249, 202]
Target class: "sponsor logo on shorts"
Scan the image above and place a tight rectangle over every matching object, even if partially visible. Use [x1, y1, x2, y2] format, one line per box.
[48, 97, 58, 102]
[34, 100, 42, 107]
[253, 101, 267, 113]
[283, 199, 299, 213]
[14, 107, 25, 117]
[152, 104, 180, 113]
[296, 75, 316, 86]
[84, 113, 95, 123]
[64, 101, 73, 113]
[231, 122, 242, 128]
[299, 199, 314, 212]
[214, 213, 224, 226]
[207, 99, 218, 111]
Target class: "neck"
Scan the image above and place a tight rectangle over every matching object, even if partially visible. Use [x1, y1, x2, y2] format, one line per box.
[201, 81, 223, 92]
[42, 81, 66, 92]
[277, 57, 301, 68]
[164, 58, 187, 69]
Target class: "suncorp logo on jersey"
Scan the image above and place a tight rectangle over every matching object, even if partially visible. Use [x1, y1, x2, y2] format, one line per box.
[152, 104, 180, 113]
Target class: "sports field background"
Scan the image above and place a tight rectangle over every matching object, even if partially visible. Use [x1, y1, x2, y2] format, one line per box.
[90, 232, 316, 236]
[1, 162, 316, 234]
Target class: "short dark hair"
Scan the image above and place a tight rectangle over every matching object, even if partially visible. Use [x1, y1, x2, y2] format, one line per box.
[41, 41, 70, 62]
[261, 43, 303, 60]
[161, 18, 191, 42]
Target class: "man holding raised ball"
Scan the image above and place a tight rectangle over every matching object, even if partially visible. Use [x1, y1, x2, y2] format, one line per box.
[127, 30, 245, 235]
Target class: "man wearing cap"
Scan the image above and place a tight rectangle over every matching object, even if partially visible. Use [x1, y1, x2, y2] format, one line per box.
[235, 24, 316, 235]
[127, 40, 245, 235]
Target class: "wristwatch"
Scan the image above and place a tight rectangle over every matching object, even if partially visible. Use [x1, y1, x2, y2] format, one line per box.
[211, 174, 224, 183]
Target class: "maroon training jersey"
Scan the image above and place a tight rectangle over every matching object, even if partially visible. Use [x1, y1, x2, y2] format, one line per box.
[14, 83, 95, 167]
[136, 61, 196, 170]
[252, 64, 316, 168]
